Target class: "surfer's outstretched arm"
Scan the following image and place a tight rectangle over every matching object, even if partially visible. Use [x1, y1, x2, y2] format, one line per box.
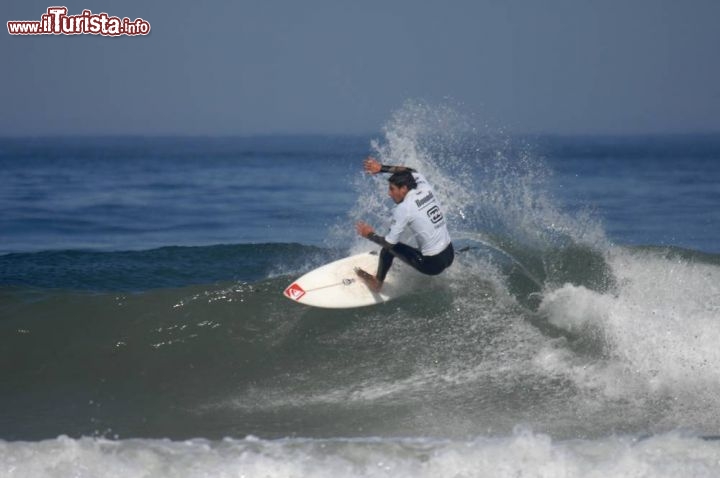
[364, 157, 416, 175]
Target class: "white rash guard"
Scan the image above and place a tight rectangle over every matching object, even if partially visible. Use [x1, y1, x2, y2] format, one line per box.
[384, 172, 452, 256]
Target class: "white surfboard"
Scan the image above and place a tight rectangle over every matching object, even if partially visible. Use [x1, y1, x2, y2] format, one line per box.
[283, 251, 409, 308]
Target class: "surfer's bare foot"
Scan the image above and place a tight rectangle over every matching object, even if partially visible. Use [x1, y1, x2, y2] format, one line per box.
[354, 267, 382, 292]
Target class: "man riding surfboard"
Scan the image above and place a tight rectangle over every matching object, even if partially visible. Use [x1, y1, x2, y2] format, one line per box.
[355, 157, 454, 291]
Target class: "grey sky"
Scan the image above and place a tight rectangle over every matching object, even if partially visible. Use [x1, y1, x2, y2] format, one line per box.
[3, 0, 719, 136]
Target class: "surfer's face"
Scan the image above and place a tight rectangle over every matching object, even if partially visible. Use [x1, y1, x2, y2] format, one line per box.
[388, 183, 409, 204]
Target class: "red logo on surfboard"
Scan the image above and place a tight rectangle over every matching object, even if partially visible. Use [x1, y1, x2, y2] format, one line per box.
[284, 283, 306, 301]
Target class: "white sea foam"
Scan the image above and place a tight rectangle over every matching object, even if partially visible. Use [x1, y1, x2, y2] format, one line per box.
[536, 246, 720, 427]
[2, 431, 719, 478]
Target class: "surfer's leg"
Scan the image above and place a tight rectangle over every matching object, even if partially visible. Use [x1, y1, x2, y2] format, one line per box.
[386, 242, 455, 276]
[383, 243, 425, 276]
[355, 247, 397, 292]
[370, 243, 454, 287]
[375, 247, 396, 282]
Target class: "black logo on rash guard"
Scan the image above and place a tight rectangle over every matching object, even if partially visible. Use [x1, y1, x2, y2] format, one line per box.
[415, 192, 435, 209]
[427, 205, 444, 224]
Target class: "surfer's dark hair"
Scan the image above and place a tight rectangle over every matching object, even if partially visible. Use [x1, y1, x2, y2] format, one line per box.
[388, 171, 417, 190]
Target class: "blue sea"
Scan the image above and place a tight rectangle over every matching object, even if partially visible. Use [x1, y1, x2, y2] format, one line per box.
[2, 105, 720, 477]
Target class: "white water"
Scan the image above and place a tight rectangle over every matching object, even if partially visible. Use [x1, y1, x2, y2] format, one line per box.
[3, 431, 720, 478]
[535, 247, 720, 432]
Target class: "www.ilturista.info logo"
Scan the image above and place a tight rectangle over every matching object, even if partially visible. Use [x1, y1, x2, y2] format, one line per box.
[7, 7, 151, 36]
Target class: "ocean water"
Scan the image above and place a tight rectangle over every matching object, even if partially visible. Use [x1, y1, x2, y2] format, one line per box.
[2, 105, 720, 477]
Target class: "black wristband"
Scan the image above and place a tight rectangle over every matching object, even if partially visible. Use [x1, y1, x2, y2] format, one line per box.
[379, 165, 392, 173]
[366, 232, 391, 249]
[367, 232, 382, 244]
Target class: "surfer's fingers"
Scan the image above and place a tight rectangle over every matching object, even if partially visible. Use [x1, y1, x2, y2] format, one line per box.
[364, 157, 381, 174]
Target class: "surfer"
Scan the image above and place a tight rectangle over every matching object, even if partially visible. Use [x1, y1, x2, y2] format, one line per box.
[355, 157, 454, 291]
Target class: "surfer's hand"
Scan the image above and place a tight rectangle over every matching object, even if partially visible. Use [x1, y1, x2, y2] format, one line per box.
[363, 157, 382, 174]
[355, 221, 374, 238]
